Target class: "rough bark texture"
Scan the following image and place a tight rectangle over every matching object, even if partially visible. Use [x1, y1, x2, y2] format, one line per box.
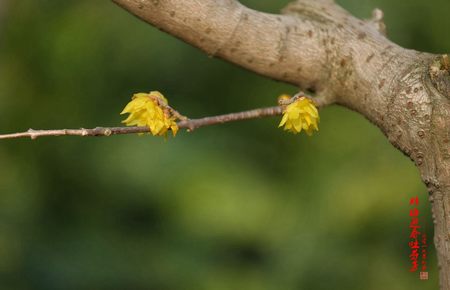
[112, 0, 450, 288]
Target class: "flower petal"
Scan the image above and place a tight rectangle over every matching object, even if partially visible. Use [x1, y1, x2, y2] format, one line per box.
[278, 96, 319, 135]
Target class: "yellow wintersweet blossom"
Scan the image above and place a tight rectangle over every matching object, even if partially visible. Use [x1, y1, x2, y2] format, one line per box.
[279, 96, 319, 135]
[120, 91, 179, 137]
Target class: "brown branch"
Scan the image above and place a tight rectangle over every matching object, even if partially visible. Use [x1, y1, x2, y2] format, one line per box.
[0, 107, 282, 140]
[0, 106, 282, 140]
[178, 106, 282, 132]
[0, 95, 331, 140]
[112, 0, 450, 288]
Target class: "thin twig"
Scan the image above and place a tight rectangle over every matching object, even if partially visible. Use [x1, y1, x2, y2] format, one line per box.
[0, 96, 332, 140]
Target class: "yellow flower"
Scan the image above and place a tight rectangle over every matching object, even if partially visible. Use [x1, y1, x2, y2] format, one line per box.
[120, 91, 179, 136]
[279, 96, 319, 135]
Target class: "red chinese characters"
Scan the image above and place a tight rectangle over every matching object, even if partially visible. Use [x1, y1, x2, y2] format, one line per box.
[408, 196, 428, 280]
[408, 196, 420, 272]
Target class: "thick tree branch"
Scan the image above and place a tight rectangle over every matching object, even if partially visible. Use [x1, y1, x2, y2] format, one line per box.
[112, 0, 333, 90]
[112, 0, 450, 288]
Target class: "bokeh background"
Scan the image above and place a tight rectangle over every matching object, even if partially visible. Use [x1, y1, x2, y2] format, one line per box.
[0, 0, 447, 289]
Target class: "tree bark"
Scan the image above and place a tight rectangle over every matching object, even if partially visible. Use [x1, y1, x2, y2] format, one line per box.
[112, 0, 450, 288]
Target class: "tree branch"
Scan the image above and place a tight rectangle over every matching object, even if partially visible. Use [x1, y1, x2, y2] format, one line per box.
[112, 0, 450, 288]
[0, 94, 331, 140]
[0, 106, 282, 140]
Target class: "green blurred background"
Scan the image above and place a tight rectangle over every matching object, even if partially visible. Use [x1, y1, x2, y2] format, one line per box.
[0, 0, 446, 289]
